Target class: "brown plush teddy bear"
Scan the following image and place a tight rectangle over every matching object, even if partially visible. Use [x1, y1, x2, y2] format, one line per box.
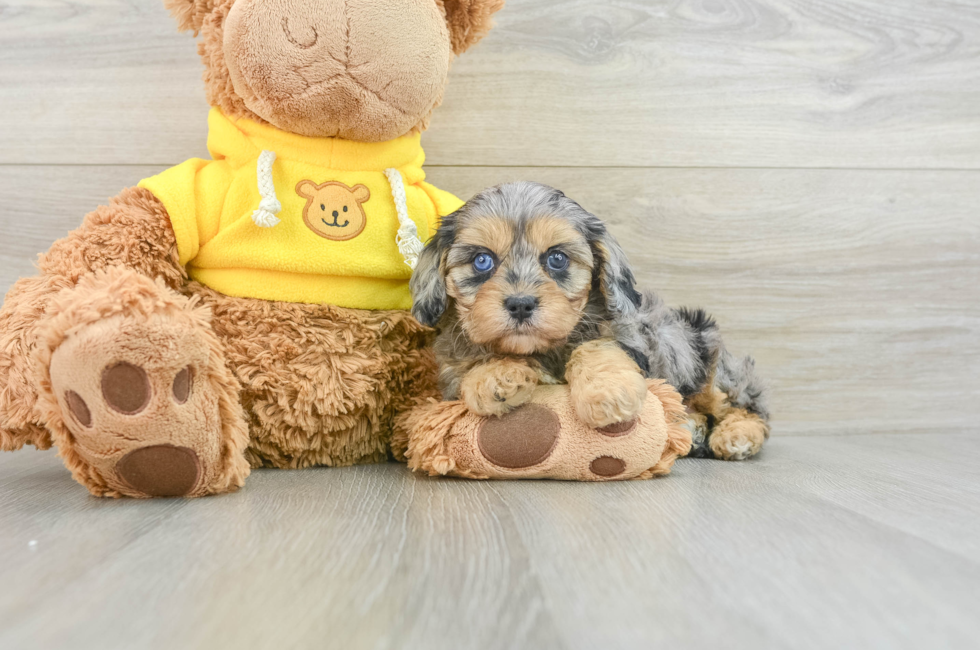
[0, 0, 504, 498]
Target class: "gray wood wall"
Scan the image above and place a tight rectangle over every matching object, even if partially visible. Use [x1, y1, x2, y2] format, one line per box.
[1, 0, 977, 437]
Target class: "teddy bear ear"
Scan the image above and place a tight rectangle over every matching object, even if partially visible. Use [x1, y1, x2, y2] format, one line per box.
[438, 0, 506, 56]
[163, 0, 214, 34]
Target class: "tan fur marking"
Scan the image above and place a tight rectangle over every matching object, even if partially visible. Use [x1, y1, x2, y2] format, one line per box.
[460, 358, 539, 417]
[465, 278, 582, 355]
[687, 374, 731, 421]
[524, 216, 582, 255]
[566, 339, 647, 428]
[455, 217, 515, 256]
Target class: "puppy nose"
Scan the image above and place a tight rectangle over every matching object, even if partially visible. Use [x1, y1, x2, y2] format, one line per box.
[504, 295, 539, 322]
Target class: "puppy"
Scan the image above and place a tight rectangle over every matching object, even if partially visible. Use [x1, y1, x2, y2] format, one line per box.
[410, 182, 770, 460]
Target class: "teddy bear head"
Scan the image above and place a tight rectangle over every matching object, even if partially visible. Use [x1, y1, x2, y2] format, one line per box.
[165, 0, 504, 142]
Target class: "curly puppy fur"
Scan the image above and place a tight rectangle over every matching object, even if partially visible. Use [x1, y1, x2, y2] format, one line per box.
[410, 182, 770, 461]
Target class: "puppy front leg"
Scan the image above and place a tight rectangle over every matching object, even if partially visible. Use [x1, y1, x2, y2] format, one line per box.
[461, 358, 539, 417]
[566, 339, 648, 428]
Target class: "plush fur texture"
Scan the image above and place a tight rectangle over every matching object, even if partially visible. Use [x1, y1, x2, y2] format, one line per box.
[437, 0, 506, 55]
[0, 0, 503, 497]
[195, 282, 440, 468]
[34, 267, 251, 498]
[411, 182, 771, 461]
[175, 0, 503, 141]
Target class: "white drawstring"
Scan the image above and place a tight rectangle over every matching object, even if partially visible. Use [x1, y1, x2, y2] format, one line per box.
[252, 150, 282, 228]
[384, 167, 425, 269]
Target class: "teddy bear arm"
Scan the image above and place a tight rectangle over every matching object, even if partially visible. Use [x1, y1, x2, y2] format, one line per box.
[0, 274, 58, 450]
[36, 187, 185, 288]
[0, 187, 187, 453]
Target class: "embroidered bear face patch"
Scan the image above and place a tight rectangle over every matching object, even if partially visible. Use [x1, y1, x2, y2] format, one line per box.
[296, 180, 370, 241]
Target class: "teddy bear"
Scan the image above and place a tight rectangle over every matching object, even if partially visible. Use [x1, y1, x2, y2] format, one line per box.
[0, 0, 505, 498]
[398, 380, 692, 482]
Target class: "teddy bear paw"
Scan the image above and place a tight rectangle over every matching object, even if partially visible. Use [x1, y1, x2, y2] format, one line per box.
[47, 313, 236, 497]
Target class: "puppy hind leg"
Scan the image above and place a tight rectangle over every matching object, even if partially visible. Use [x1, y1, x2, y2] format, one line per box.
[709, 409, 769, 461]
[686, 365, 769, 461]
[710, 348, 770, 460]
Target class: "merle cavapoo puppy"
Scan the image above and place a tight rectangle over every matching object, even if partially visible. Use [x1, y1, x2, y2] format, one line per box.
[410, 182, 769, 460]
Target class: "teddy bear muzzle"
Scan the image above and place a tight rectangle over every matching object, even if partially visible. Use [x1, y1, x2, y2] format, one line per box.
[221, 0, 453, 141]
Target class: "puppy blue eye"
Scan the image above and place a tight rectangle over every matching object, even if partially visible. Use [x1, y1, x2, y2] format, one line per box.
[473, 254, 495, 273]
[547, 251, 569, 272]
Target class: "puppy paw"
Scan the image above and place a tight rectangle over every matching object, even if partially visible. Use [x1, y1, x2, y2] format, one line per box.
[709, 411, 769, 461]
[571, 370, 648, 429]
[565, 339, 648, 429]
[682, 412, 713, 458]
[461, 359, 539, 417]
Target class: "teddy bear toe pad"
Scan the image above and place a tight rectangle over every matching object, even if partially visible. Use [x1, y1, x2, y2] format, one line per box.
[590, 456, 627, 477]
[101, 362, 152, 414]
[49, 315, 224, 498]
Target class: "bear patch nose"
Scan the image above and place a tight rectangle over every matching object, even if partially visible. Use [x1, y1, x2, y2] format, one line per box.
[116, 445, 201, 497]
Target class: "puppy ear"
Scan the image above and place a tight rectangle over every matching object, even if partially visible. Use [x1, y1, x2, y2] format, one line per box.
[163, 0, 213, 34]
[410, 213, 458, 326]
[589, 221, 642, 318]
[438, 0, 506, 56]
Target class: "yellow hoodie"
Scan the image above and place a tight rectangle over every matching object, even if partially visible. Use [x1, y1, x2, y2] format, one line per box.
[138, 109, 462, 310]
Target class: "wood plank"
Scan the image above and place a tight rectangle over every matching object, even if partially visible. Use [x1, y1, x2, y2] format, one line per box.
[1, 0, 979, 168]
[1, 434, 979, 649]
[495, 433, 980, 649]
[1, 165, 977, 437]
[768, 432, 980, 561]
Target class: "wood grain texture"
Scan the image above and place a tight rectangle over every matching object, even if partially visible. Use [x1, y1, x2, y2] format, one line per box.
[2, 165, 976, 437]
[1, 1, 977, 648]
[1, 0, 979, 167]
[1, 435, 979, 650]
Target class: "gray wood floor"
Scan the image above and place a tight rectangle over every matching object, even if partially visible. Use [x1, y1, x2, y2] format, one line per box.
[2, 436, 979, 650]
[1, 0, 979, 648]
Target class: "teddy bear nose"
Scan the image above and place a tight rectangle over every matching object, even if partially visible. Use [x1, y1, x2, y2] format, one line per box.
[332, 210, 339, 218]
[504, 295, 538, 323]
